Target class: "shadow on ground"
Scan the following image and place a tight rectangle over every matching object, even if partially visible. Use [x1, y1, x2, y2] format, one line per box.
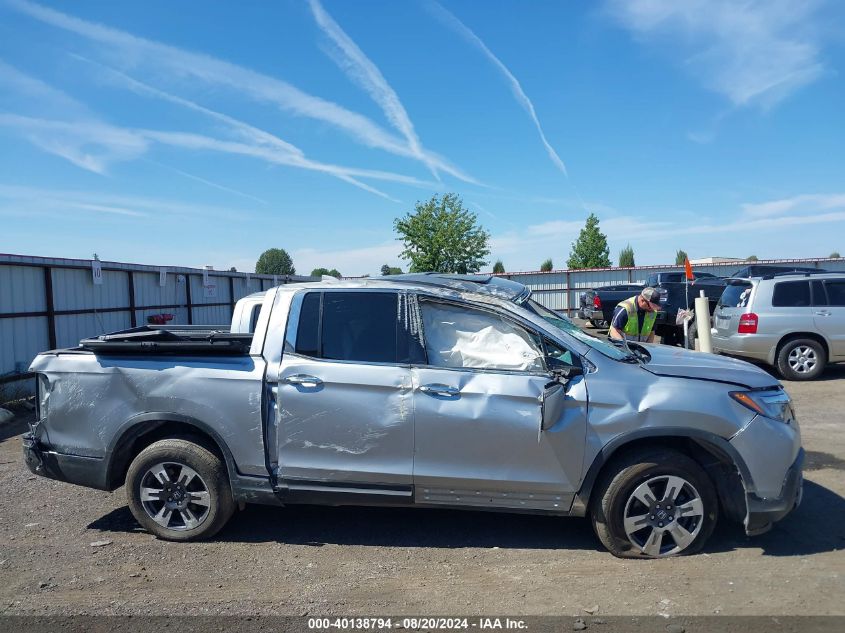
[88, 479, 845, 556]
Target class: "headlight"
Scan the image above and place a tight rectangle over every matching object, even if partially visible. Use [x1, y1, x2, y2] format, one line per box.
[730, 389, 794, 423]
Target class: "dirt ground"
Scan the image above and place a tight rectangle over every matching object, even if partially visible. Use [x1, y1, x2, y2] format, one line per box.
[1, 334, 844, 617]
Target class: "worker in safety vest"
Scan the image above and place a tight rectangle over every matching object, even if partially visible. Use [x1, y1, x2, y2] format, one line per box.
[608, 287, 662, 343]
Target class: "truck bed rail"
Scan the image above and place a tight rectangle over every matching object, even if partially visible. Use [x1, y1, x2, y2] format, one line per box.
[79, 326, 252, 355]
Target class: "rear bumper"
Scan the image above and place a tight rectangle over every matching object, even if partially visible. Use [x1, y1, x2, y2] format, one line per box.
[712, 333, 776, 363]
[22, 433, 109, 491]
[744, 448, 804, 536]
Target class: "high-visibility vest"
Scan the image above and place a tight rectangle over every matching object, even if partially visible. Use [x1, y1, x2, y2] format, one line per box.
[615, 297, 656, 341]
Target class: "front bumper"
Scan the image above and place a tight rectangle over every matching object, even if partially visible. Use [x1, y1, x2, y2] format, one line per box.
[744, 447, 804, 536]
[22, 433, 109, 490]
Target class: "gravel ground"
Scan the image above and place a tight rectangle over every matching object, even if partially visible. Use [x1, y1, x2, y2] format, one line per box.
[1, 339, 844, 617]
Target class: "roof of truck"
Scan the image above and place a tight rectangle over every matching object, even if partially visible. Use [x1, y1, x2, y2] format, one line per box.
[276, 273, 532, 303]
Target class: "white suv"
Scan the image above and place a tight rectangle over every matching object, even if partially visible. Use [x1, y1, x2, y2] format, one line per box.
[712, 272, 845, 380]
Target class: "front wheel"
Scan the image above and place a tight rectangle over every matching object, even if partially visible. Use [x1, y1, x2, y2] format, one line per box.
[125, 438, 235, 541]
[590, 449, 718, 558]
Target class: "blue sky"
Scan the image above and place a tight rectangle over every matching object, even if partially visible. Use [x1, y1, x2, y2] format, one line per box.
[1, 0, 844, 275]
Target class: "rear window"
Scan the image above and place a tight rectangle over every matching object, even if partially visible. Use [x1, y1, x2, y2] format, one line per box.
[772, 281, 811, 307]
[824, 280, 845, 306]
[719, 281, 752, 308]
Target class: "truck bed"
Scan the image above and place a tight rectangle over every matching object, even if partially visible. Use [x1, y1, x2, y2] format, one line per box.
[79, 326, 252, 355]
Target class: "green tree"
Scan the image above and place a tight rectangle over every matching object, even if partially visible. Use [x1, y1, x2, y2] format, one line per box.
[380, 264, 403, 275]
[567, 213, 611, 269]
[675, 249, 688, 265]
[492, 260, 505, 274]
[255, 248, 295, 275]
[394, 193, 490, 273]
[540, 258, 553, 272]
[619, 243, 635, 267]
[746, 255, 759, 262]
[830, 251, 841, 258]
[311, 267, 341, 278]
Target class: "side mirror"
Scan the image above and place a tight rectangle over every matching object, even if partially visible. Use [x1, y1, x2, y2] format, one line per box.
[541, 381, 566, 431]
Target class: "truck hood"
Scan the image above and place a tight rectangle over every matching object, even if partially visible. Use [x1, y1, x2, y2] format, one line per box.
[639, 344, 780, 389]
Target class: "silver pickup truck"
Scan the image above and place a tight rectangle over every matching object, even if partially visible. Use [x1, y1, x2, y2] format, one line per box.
[23, 274, 803, 558]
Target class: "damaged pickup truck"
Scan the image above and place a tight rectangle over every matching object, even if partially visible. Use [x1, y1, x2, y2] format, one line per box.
[23, 274, 803, 558]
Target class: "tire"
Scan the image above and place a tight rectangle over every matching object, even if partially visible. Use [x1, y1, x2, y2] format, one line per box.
[776, 338, 826, 381]
[125, 438, 235, 541]
[590, 449, 718, 558]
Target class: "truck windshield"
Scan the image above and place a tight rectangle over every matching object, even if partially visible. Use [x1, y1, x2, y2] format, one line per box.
[524, 299, 629, 360]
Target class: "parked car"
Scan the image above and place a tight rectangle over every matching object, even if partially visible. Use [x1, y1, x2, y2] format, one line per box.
[712, 272, 845, 380]
[586, 273, 726, 346]
[730, 264, 825, 279]
[24, 277, 803, 558]
[578, 284, 644, 327]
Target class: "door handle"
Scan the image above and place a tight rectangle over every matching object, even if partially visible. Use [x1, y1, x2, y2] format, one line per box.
[283, 374, 323, 387]
[814, 311, 832, 317]
[419, 384, 460, 397]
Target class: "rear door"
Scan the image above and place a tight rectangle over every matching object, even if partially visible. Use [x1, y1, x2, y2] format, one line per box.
[276, 289, 415, 492]
[816, 279, 845, 359]
[411, 298, 587, 511]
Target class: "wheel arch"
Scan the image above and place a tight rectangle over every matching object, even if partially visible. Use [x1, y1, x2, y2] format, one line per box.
[105, 413, 238, 494]
[774, 332, 830, 364]
[571, 428, 751, 524]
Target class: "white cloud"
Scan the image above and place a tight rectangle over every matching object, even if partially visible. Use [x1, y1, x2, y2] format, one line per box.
[8, 0, 478, 184]
[428, 0, 568, 176]
[308, 0, 439, 180]
[292, 242, 404, 277]
[0, 183, 255, 220]
[607, 0, 827, 108]
[741, 193, 845, 217]
[0, 113, 149, 174]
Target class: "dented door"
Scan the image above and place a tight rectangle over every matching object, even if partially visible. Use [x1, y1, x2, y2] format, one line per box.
[275, 290, 415, 487]
[412, 299, 587, 511]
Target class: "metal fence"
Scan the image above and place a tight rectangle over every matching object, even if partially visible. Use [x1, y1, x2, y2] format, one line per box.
[3, 252, 845, 401]
[0, 253, 314, 399]
[498, 257, 845, 313]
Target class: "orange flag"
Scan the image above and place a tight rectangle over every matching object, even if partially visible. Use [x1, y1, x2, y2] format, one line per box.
[684, 256, 694, 280]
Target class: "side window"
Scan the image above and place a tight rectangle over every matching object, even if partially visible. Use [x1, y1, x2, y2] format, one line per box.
[646, 274, 657, 286]
[321, 292, 399, 363]
[543, 337, 576, 368]
[824, 280, 845, 306]
[772, 281, 811, 307]
[294, 292, 405, 363]
[420, 301, 544, 372]
[811, 281, 828, 306]
[249, 304, 262, 333]
[295, 292, 320, 357]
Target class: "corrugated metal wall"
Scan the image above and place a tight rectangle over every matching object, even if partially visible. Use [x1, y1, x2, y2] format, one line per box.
[501, 257, 845, 312]
[3, 253, 845, 400]
[0, 253, 315, 398]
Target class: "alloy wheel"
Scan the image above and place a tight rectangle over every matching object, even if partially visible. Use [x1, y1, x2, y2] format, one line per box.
[788, 346, 817, 374]
[139, 462, 211, 531]
[623, 475, 704, 556]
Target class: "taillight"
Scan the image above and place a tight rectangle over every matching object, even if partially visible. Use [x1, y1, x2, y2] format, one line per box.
[593, 295, 602, 309]
[738, 313, 758, 334]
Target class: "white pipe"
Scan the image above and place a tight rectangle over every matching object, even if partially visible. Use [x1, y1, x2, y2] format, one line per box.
[695, 289, 712, 353]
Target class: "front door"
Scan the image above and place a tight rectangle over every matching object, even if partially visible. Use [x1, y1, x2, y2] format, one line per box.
[411, 298, 588, 511]
[275, 290, 415, 493]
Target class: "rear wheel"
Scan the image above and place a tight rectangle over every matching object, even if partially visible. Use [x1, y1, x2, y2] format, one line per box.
[776, 338, 826, 381]
[126, 438, 235, 541]
[590, 449, 718, 558]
